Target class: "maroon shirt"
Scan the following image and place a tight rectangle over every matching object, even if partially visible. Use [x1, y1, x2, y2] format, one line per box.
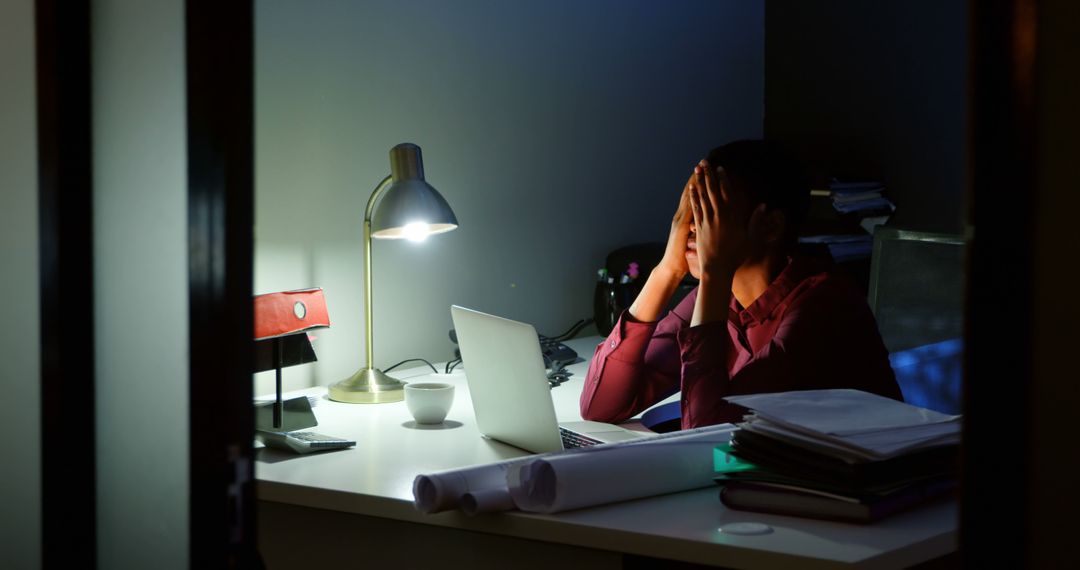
[580, 257, 901, 430]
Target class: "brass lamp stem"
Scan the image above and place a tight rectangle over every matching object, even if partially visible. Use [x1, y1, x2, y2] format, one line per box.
[364, 174, 393, 370]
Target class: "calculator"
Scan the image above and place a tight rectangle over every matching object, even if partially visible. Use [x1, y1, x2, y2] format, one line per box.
[256, 429, 355, 454]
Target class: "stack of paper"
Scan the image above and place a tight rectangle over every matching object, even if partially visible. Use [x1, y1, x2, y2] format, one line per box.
[726, 389, 961, 462]
[713, 389, 962, 523]
[829, 181, 896, 216]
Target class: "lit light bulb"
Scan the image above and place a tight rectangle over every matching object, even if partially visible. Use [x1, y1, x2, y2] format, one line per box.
[402, 222, 431, 242]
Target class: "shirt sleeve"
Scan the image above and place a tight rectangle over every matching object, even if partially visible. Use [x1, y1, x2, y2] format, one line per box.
[579, 290, 698, 424]
[675, 321, 741, 428]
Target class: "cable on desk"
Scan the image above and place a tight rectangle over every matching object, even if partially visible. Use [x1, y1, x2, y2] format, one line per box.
[550, 318, 594, 341]
[549, 319, 584, 341]
[384, 358, 439, 374]
[445, 358, 462, 374]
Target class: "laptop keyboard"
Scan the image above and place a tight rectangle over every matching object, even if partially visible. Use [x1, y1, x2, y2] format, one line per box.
[559, 426, 603, 449]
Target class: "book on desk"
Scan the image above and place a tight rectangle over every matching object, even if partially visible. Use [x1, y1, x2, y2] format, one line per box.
[716, 473, 956, 524]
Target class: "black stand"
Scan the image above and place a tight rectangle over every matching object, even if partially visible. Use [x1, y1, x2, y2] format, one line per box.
[253, 332, 319, 433]
[273, 336, 283, 429]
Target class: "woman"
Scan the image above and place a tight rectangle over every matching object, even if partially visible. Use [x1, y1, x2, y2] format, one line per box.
[580, 140, 901, 429]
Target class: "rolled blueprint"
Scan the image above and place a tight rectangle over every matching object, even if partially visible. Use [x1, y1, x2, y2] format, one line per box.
[461, 487, 516, 515]
[507, 424, 736, 514]
[413, 424, 736, 515]
[413, 455, 545, 514]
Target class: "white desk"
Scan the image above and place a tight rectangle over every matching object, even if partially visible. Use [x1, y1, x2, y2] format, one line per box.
[256, 337, 957, 569]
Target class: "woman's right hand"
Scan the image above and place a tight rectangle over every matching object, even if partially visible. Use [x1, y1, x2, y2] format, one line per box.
[627, 173, 695, 323]
[655, 175, 694, 280]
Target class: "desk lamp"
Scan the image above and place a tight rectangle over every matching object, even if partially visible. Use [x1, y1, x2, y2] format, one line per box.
[329, 143, 458, 403]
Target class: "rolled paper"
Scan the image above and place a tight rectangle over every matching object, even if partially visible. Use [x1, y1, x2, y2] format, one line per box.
[413, 456, 532, 514]
[413, 424, 737, 515]
[461, 487, 516, 516]
[507, 424, 736, 514]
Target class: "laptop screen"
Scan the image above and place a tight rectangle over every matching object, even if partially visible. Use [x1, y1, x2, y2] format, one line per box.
[450, 305, 565, 453]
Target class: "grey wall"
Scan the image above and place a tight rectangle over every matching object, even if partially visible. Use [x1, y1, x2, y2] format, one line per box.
[93, 1, 189, 567]
[0, 0, 41, 567]
[765, 0, 967, 233]
[255, 0, 765, 393]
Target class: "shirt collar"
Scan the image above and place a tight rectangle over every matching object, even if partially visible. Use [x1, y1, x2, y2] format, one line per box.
[730, 256, 824, 326]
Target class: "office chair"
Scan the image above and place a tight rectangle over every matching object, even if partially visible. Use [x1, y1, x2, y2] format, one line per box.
[868, 227, 966, 414]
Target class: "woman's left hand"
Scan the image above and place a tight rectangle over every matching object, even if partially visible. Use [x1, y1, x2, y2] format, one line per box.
[687, 159, 764, 278]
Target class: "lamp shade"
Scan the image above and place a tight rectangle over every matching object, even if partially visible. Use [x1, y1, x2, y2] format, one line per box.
[371, 143, 458, 239]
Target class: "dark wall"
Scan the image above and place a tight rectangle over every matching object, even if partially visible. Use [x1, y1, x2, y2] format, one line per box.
[765, 1, 967, 233]
[1030, 0, 1080, 565]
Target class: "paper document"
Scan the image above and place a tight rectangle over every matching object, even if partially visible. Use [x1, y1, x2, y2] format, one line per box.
[726, 389, 960, 435]
[742, 416, 959, 462]
[725, 389, 962, 460]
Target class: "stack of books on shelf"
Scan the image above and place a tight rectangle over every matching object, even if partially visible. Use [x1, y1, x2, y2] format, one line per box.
[828, 180, 895, 222]
[797, 233, 874, 263]
[799, 180, 895, 264]
[712, 389, 961, 523]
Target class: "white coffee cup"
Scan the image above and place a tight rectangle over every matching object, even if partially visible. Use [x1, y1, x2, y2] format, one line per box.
[404, 382, 455, 424]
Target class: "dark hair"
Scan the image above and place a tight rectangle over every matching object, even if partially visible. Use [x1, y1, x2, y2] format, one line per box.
[705, 140, 809, 250]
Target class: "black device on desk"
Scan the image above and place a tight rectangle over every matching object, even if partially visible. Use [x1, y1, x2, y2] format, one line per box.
[538, 334, 578, 366]
[253, 366, 355, 455]
[254, 395, 355, 454]
[257, 429, 355, 454]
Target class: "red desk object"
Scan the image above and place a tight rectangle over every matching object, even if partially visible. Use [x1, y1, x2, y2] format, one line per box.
[254, 288, 330, 429]
[254, 288, 330, 340]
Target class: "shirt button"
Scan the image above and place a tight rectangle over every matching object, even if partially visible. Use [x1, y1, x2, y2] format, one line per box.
[610, 340, 617, 349]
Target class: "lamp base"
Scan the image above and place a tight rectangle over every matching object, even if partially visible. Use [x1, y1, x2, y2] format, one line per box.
[328, 367, 406, 403]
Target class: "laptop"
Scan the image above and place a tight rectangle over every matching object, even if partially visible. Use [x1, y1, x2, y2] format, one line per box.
[450, 305, 653, 453]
